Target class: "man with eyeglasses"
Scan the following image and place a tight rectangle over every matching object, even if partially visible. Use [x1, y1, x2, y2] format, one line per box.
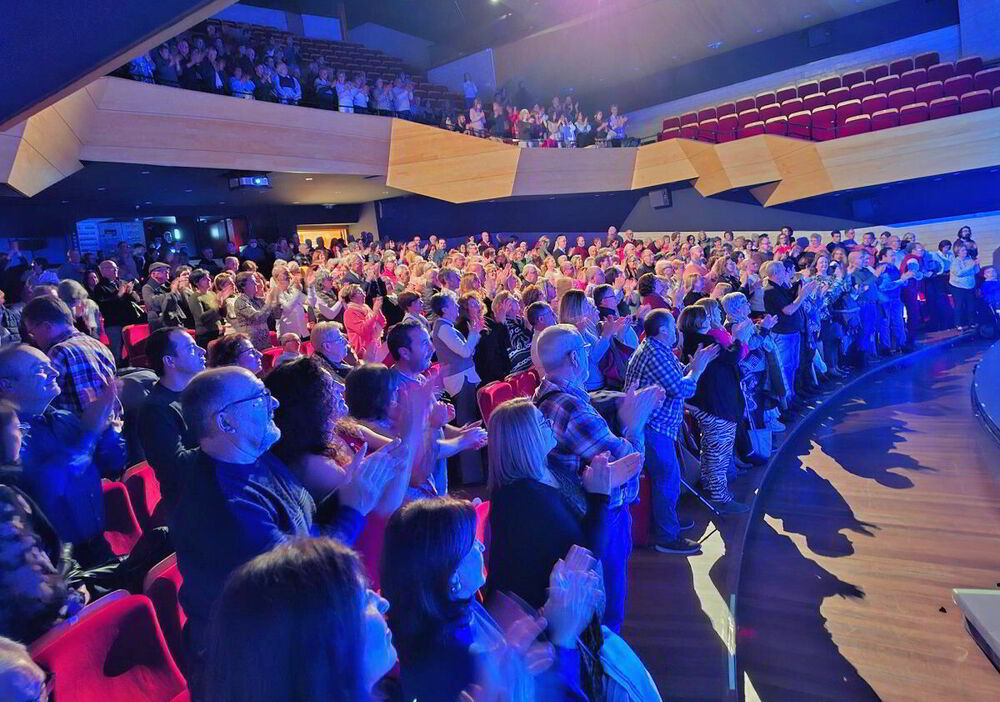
[169, 366, 371, 663]
[0, 344, 125, 566]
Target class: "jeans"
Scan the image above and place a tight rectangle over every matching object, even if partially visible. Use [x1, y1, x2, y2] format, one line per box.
[644, 428, 681, 541]
[772, 332, 800, 402]
[601, 505, 632, 635]
[951, 285, 975, 327]
[859, 302, 878, 357]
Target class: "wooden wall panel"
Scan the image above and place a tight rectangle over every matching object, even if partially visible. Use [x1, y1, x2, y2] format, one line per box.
[512, 146, 636, 196]
[630, 139, 700, 190]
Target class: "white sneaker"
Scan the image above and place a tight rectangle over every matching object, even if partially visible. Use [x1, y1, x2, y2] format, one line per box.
[769, 418, 786, 433]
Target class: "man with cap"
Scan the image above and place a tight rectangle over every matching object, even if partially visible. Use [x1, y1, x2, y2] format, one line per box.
[142, 262, 184, 331]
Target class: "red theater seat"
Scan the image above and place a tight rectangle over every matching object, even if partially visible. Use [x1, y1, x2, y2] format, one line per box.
[861, 93, 888, 115]
[974, 68, 1000, 92]
[123, 461, 162, 530]
[840, 114, 871, 137]
[143, 554, 187, 675]
[659, 128, 680, 140]
[900, 68, 928, 90]
[680, 111, 698, 125]
[738, 121, 765, 138]
[758, 103, 782, 122]
[842, 70, 865, 88]
[811, 105, 836, 141]
[475, 500, 492, 564]
[122, 323, 150, 366]
[871, 108, 899, 131]
[928, 95, 959, 119]
[943, 74, 973, 99]
[797, 81, 820, 98]
[802, 92, 827, 111]
[955, 56, 984, 77]
[825, 86, 850, 105]
[890, 57, 914, 76]
[754, 92, 775, 108]
[887, 87, 915, 109]
[915, 81, 944, 104]
[679, 124, 699, 139]
[30, 594, 186, 702]
[899, 102, 929, 125]
[477, 381, 514, 424]
[260, 347, 283, 372]
[102, 480, 143, 557]
[662, 116, 681, 130]
[717, 114, 739, 142]
[818, 76, 842, 93]
[787, 110, 812, 139]
[697, 107, 717, 122]
[780, 97, 803, 116]
[716, 102, 736, 118]
[734, 97, 756, 114]
[835, 99, 863, 126]
[849, 81, 876, 101]
[874, 74, 900, 95]
[775, 86, 797, 103]
[507, 368, 540, 397]
[737, 108, 759, 127]
[865, 64, 889, 82]
[960, 90, 992, 113]
[697, 119, 718, 142]
[301, 340, 314, 355]
[764, 115, 787, 135]
[914, 51, 939, 69]
[926, 62, 955, 84]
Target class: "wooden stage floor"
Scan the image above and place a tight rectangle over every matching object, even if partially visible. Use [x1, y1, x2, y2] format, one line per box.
[622, 337, 1000, 702]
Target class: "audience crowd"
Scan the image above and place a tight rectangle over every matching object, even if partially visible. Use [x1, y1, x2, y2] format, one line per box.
[121, 22, 635, 148]
[0, 221, 993, 701]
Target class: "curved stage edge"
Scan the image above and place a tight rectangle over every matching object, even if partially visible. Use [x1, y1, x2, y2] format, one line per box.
[971, 338, 1000, 446]
[621, 331, 995, 702]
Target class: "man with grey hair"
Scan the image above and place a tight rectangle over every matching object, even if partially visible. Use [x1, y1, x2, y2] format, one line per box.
[534, 323, 663, 632]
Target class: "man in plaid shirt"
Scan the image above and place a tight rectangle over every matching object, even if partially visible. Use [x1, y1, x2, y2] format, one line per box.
[534, 324, 663, 633]
[625, 309, 717, 555]
[20, 296, 118, 418]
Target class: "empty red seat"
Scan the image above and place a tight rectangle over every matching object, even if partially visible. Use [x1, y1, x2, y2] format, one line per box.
[779, 97, 803, 116]
[874, 74, 900, 95]
[871, 108, 899, 131]
[840, 114, 871, 137]
[915, 80, 944, 104]
[476, 381, 514, 424]
[802, 92, 827, 111]
[697, 107, 717, 122]
[956, 56, 984, 76]
[737, 108, 760, 127]
[716, 102, 736, 118]
[143, 554, 187, 675]
[943, 74, 974, 98]
[123, 462, 162, 530]
[797, 81, 820, 98]
[717, 114, 739, 142]
[775, 86, 797, 103]
[679, 124, 699, 139]
[697, 119, 718, 142]
[260, 347, 283, 372]
[661, 116, 680, 130]
[890, 57, 914, 76]
[734, 97, 756, 113]
[679, 111, 698, 125]
[764, 115, 788, 135]
[755, 92, 776, 108]
[928, 95, 960, 119]
[818, 76, 842, 93]
[842, 70, 865, 88]
[826, 86, 850, 105]
[899, 102, 929, 125]
[658, 128, 680, 140]
[865, 64, 889, 82]
[787, 110, 812, 139]
[887, 87, 915, 109]
[738, 121, 765, 138]
[758, 103, 782, 121]
[811, 105, 836, 141]
[926, 62, 955, 83]
[507, 368, 540, 397]
[861, 93, 888, 115]
[301, 340, 314, 356]
[122, 323, 151, 366]
[30, 594, 186, 702]
[849, 81, 876, 101]
[914, 51, 939, 69]
[835, 99, 863, 125]
[102, 480, 143, 557]
[960, 90, 992, 113]
[900, 68, 928, 90]
[974, 68, 1000, 92]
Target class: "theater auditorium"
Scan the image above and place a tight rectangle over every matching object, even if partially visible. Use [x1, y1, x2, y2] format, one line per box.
[1, 0, 999, 700]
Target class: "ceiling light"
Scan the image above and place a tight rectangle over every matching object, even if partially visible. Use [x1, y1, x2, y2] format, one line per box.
[707, 41, 723, 49]
[305, 177, 313, 181]
[145, 201, 152, 204]
[61, 200, 69, 204]
[185, 188, 193, 193]
[140, 170, 151, 175]
[801, 13, 812, 19]
[218, 201, 226, 204]
[97, 186, 107, 191]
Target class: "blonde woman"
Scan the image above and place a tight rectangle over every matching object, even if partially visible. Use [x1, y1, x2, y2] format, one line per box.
[558, 289, 616, 391]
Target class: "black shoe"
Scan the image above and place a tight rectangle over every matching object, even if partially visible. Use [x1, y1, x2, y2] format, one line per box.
[679, 518, 695, 531]
[739, 454, 768, 467]
[652, 537, 702, 554]
[710, 499, 751, 515]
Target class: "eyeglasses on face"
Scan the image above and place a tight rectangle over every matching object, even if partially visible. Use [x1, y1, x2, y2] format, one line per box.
[216, 388, 276, 415]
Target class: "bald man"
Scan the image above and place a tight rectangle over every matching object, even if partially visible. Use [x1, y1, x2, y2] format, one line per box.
[91, 259, 143, 364]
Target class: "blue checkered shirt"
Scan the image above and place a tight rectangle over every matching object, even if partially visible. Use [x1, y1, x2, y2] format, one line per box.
[47, 330, 118, 416]
[624, 336, 696, 439]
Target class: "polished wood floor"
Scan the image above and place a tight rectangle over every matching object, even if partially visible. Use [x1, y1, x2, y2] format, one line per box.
[738, 340, 1000, 701]
[621, 336, 1000, 702]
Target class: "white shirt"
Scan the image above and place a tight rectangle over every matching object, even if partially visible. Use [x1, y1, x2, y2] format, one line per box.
[437, 323, 480, 395]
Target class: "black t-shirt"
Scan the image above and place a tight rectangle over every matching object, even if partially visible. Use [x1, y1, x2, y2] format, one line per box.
[764, 281, 803, 333]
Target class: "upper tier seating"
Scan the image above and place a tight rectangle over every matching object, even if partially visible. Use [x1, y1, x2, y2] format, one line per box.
[658, 52, 998, 144]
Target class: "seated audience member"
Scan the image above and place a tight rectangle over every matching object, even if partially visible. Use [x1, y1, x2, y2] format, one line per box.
[533, 324, 661, 633]
[311, 321, 354, 379]
[142, 262, 185, 331]
[0, 637, 50, 702]
[625, 310, 718, 552]
[231, 271, 279, 350]
[203, 539, 396, 702]
[677, 306, 748, 512]
[381, 497, 599, 702]
[275, 332, 302, 365]
[206, 332, 263, 374]
[0, 344, 125, 565]
[57, 279, 102, 340]
[138, 327, 205, 520]
[526, 300, 557, 372]
[19, 296, 118, 417]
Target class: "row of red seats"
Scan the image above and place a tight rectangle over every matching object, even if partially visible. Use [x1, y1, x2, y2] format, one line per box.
[476, 368, 542, 423]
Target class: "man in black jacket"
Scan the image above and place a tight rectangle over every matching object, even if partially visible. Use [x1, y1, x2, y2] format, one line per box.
[92, 260, 143, 364]
[142, 263, 184, 331]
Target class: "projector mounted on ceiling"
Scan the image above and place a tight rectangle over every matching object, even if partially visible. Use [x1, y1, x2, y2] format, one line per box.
[228, 173, 271, 190]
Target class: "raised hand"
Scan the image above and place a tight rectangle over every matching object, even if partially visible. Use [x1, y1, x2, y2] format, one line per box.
[608, 452, 643, 488]
[81, 380, 119, 436]
[581, 451, 612, 494]
[338, 440, 404, 516]
[543, 561, 602, 648]
[457, 424, 488, 451]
